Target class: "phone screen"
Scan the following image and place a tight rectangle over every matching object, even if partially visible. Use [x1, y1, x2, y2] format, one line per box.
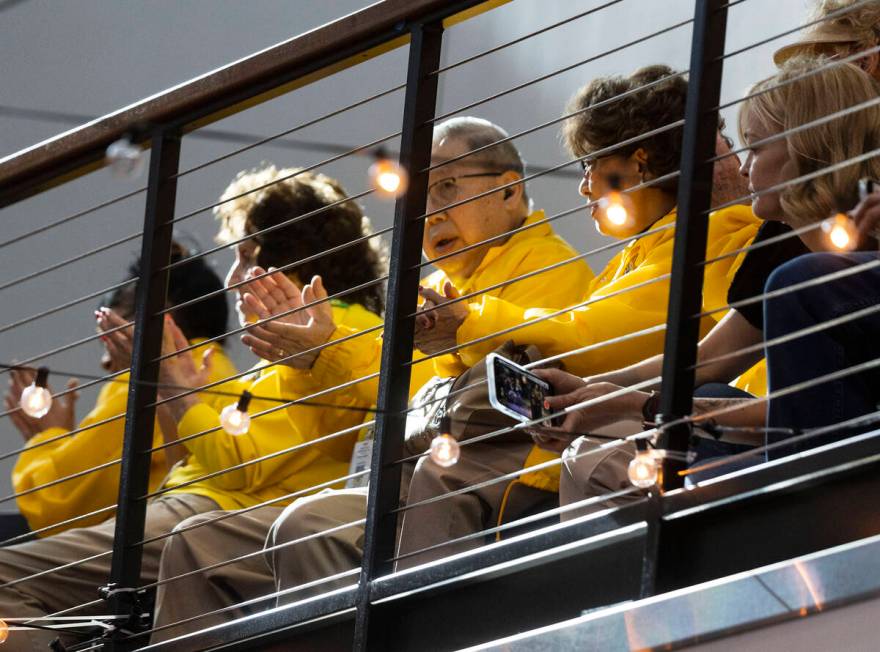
[490, 355, 556, 423]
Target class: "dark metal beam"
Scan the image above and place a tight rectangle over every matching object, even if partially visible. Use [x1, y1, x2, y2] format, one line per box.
[657, 0, 730, 490]
[104, 128, 181, 650]
[353, 19, 444, 652]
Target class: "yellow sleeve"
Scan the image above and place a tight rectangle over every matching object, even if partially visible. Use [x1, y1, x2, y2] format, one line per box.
[178, 306, 384, 491]
[454, 209, 758, 377]
[179, 364, 362, 491]
[309, 301, 443, 400]
[13, 380, 131, 533]
[455, 240, 595, 368]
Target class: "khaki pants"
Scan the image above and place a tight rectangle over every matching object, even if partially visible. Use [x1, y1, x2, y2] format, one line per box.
[559, 437, 642, 522]
[150, 505, 282, 644]
[267, 488, 368, 605]
[395, 441, 554, 570]
[0, 493, 217, 652]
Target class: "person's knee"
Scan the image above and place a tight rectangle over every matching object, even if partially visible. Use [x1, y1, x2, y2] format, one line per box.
[162, 511, 224, 567]
[271, 500, 318, 548]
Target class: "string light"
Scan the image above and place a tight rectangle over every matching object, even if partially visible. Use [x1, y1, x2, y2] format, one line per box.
[369, 147, 407, 199]
[20, 367, 52, 418]
[429, 433, 460, 467]
[598, 173, 634, 227]
[627, 450, 658, 489]
[220, 391, 252, 436]
[821, 213, 858, 251]
[0, 618, 7, 644]
[105, 135, 145, 179]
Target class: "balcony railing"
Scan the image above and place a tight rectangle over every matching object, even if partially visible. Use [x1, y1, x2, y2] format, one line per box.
[1, 0, 879, 650]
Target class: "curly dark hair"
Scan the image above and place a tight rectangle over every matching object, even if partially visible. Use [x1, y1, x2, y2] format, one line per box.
[562, 65, 688, 193]
[215, 166, 387, 316]
[105, 240, 229, 343]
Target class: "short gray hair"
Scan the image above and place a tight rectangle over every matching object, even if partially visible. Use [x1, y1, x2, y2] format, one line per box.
[433, 117, 530, 207]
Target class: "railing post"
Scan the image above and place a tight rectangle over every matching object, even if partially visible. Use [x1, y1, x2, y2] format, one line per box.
[105, 128, 180, 649]
[353, 20, 443, 652]
[656, 0, 729, 492]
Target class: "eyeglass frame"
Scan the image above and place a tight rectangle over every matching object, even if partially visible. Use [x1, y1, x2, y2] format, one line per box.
[427, 171, 508, 206]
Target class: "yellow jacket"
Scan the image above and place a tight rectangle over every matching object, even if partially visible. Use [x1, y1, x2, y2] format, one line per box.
[309, 211, 595, 404]
[454, 206, 760, 492]
[13, 340, 237, 535]
[163, 302, 382, 511]
[308, 211, 595, 494]
[458, 206, 760, 375]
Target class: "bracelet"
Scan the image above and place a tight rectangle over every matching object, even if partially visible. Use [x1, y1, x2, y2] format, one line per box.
[641, 390, 661, 429]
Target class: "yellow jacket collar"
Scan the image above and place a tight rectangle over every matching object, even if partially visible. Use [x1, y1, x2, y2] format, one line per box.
[448, 210, 549, 288]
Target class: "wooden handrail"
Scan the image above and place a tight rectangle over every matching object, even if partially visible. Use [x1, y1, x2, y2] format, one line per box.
[0, 0, 506, 206]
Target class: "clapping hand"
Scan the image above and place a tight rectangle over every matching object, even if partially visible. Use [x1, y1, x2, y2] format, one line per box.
[413, 282, 469, 355]
[5, 366, 79, 441]
[239, 269, 336, 369]
[96, 307, 134, 372]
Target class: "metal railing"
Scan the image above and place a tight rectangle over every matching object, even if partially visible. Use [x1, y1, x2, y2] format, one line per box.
[2, 0, 880, 650]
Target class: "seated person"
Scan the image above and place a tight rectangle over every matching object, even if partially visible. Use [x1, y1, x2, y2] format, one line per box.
[146, 167, 387, 643]
[156, 116, 595, 623]
[391, 65, 761, 570]
[774, 0, 880, 82]
[534, 57, 880, 514]
[0, 166, 384, 652]
[260, 72, 763, 608]
[5, 242, 236, 537]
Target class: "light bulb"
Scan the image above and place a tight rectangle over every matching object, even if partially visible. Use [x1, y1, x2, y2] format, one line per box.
[600, 191, 630, 226]
[597, 174, 634, 229]
[627, 451, 658, 489]
[429, 434, 460, 467]
[20, 367, 52, 419]
[220, 391, 252, 436]
[821, 213, 858, 251]
[0, 618, 7, 644]
[105, 136, 145, 179]
[369, 152, 407, 199]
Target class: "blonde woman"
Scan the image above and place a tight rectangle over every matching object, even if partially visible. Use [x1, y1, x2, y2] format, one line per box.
[537, 57, 880, 511]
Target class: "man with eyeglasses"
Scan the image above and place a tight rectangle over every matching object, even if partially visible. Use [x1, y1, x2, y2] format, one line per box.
[149, 116, 594, 631]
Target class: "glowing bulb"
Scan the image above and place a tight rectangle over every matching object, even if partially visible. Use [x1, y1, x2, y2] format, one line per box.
[597, 174, 634, 229]
[105, 136, 145, 179]
[369, 150, 407, 199]
[0, 619, 7, 644]
[20, 367, 52, 419]
[220, 391, 252, 436]
[429, 434, 460, 467]
[601, 191, 630, 226]
[821, 213, 858, 251]
[627, 451, 658, 489]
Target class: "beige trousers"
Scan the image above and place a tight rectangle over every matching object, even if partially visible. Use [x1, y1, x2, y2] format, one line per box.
[149, 505, 283, 644]
[0, 493, 217, 652]
[395, 441, 555, 570]
[559, 436, 643, 522]
[151, 486, 379, 645]
[267, 488, 368, 605]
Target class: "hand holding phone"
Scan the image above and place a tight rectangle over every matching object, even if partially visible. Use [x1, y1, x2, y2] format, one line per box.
[486, 353, 561, 426]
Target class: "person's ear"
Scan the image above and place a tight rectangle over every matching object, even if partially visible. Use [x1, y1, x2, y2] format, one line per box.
[499, 170, 524, 207]
[630, 147, 650, 181]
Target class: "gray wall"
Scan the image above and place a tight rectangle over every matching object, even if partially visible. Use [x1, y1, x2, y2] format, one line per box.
[0, 0, 810, 504]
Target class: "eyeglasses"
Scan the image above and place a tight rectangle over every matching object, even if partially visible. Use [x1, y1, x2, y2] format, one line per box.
[427, 172, 506, 206]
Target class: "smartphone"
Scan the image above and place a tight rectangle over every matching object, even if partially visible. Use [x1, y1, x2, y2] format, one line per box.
[486, 353, 560, 426]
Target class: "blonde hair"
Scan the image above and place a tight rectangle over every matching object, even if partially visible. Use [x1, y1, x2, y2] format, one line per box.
[739, 57, 880, 226]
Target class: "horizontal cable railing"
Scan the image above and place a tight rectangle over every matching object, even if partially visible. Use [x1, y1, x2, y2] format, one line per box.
[2, 0, 880, 650]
